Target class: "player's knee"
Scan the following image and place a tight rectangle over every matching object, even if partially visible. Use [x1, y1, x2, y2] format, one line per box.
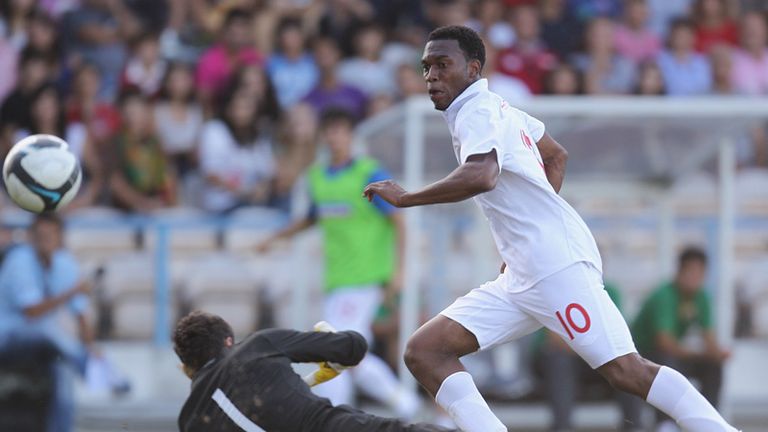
[599, 353, 658, 396]
[404, 328, 450, 374]
[404, 333, 431, 374]
[405, 317, 479, 377]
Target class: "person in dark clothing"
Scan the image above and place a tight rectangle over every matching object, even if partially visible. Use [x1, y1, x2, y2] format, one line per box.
[174, 311, 455, 432]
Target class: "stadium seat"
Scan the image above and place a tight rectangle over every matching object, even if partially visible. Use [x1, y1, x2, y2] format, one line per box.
[603, 255, 661, 318]
[227, 206, 287, 225]
[671, 171, 718, 215]
[253, 250, 324, 329]
[677, 228, 708, 249]
[64, 207, 138, 261]
[574, 196, 652, 218]
[735, 230, 768, 257]
[223, 227, 273, 255]
[223, 206, 289, 254]
[738, 257, 768, 337]
[142, 207, 220, 256]
[0, 207, 33, 227]
[180, 253, 261, 336]
[65, 227, 138, 263]
[67, 206, 125, 220]
[622, 230, 658, 255]
[99, 253, 168, 340]
[735, 169, 768, 215]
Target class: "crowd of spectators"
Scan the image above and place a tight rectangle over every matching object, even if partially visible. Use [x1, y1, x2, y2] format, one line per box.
[0, 0, 767, 214]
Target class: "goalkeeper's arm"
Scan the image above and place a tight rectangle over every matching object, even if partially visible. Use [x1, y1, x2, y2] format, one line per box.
[261, 328, 367, 367]
[302, 322, 357, 387]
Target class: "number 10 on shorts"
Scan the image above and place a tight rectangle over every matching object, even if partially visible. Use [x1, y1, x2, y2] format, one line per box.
[555, 303, 591, 340]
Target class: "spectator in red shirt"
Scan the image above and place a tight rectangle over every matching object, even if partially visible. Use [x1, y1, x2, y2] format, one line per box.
[66, 63, 121, 146]
[693, 0, 739, 53]
[615, 0, 662, 63]
[497, 5, 558, 94]
[485, 42, 533, 102]
[195, 9, 264, 111]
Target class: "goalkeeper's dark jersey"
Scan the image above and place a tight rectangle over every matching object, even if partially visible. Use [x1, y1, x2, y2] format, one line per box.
[178, 328, 455, 432]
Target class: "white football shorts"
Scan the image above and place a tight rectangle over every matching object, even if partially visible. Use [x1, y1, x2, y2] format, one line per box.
[440, 261, 637, 369]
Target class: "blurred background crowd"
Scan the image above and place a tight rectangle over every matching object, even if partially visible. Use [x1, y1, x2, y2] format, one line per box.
[0, 0, 767, 216]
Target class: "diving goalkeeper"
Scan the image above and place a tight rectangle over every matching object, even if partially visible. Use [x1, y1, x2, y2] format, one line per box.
[174, 311, 454, 432]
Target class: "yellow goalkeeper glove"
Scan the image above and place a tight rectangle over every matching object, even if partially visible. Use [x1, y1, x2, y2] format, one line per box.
[302, 321, 348, 387]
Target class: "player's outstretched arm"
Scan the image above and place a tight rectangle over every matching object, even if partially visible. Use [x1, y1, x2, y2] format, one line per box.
[363, 149, 499, 208]
[255, 217, 315, 253]
[535, 133, 568, 193]
[262, 328, 368, 367]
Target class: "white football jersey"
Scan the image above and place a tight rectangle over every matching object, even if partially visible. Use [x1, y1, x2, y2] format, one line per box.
[441, 79, 602, 292]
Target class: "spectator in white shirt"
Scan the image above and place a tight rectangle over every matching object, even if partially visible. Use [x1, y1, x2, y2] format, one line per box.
[338, 22, 397, 97]
[199, 84, 276, 213]
[121, 33, 167, 97]
[153, 62, 203, 177]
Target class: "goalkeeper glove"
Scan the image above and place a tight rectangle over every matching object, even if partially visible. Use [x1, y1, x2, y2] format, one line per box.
[302, 321, 348, 387]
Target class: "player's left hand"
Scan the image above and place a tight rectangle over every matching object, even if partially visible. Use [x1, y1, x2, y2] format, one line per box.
[363, 180, 408, 207]
[303, 361, 342, 387]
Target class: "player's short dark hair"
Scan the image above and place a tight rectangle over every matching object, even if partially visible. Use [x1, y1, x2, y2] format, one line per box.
[427, 25, 486, 71]
[678, 246, 708, 269]
[320, 107, 356, 129]
[174, 311, 234, 372]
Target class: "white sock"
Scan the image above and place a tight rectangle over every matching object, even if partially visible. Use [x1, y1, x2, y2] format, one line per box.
[646, 366, 738, 432]
[352, 354, 421, 419]
[435, 371, 507, 432]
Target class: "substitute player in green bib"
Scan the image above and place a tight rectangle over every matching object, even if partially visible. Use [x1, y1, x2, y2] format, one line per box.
[257, 108, 420, 419]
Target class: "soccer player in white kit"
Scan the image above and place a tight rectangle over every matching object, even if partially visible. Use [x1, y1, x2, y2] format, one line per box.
[364, 26, 739, 432]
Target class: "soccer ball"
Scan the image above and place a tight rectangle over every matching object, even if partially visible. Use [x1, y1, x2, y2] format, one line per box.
[2, 134, 82, 213]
